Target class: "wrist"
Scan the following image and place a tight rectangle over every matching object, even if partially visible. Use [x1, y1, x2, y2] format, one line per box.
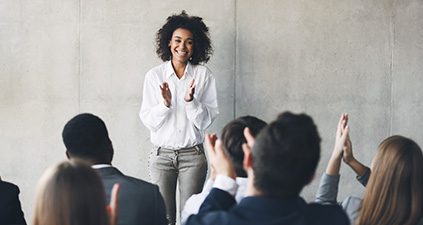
[217, 170, 236, 180]
[346, 158, 357, 166]
[330, 153, 342, 162]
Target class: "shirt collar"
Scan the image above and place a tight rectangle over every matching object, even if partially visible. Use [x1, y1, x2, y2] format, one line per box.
[165, 61, 193, 80]
[92, 164, 112, 169]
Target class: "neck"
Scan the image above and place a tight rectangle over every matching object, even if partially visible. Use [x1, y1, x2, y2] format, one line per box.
[244, 173, 263, 197]
[171, 59, 187, 79]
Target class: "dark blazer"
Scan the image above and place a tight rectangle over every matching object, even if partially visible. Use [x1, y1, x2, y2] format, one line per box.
[0, 181, 26, 225]
[186, 188, 349, 225]
[95, 166, 167, 225]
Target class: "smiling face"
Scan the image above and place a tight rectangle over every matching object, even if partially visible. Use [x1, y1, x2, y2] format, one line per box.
[168, 28, 194, 66]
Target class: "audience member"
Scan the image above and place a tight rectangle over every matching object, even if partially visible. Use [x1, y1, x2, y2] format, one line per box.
[32, 160, 119, 225]
[186, 112, 349, 225]
[62, 113, 167, 225]
[316, 113, 423, 225]
[181, 116, 267, 224]
[0, 176, 27, 225]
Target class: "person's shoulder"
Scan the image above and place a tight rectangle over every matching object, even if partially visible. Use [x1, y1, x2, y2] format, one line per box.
[0, 180, 19, 193]
[145, 62, 168, 78]
[342, 196, 362, 210]
[191, 64, 213, 77]
[306, 202, 349, 224]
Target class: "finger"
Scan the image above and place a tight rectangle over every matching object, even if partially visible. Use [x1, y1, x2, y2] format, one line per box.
[189, 79, 195, 87]
[242, 143, 251, 156]
[110, 183, 120, 210]
[337, 114, 345, 137]
[340, 126, 349, 146]
[214, 139, 225, 157]
[205, 134, 216, 160]
[344, 113, 348, 126]
[108, 183, 120, 225]
[210, 133, 218, 144]
[243, 127, 255, 147]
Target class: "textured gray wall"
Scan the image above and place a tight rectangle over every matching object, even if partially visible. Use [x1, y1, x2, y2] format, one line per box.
[1, 0, 422, 222]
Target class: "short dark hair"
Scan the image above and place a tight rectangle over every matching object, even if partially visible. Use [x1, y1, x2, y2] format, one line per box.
[221, 116, 267, 178]
[156, 10, 213, 65]
[62, 113, 112, 164]
[252, 112, 321, 198]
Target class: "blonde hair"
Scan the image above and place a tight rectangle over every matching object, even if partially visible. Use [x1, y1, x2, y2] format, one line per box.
[33, 160, 109, 225]
[357, 136, 423, 225]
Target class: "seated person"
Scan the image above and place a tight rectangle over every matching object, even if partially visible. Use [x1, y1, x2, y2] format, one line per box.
[316, 113, 423, 225]
[186, 112, 349, 225]
[181, 116, 267, 224]
[32, 160, 119, 225]
[62, 113, 167, 225]
[0, 176, 27, 225]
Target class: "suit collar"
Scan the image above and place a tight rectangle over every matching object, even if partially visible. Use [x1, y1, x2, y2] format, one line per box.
[94, 166, 123, 176]
[238, 196, 307, 212]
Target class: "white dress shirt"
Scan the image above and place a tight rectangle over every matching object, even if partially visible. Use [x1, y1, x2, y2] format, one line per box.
[140, 61, 219, 149]
[181, 175, 247, 225]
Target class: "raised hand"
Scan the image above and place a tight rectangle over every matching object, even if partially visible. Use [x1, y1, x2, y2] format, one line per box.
[107, 183, 120, 225]
[243, 127, 255, 148]
[205, 133, 236, 179]
[184, 79, 196, 102]
[333, 113, 349, 159]
[160, 82, 172, 107]
[326, 113, 349, 175]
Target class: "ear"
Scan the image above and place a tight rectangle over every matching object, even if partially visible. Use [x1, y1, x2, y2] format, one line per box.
[242, 143, 253, 172]
[168, 41, 171, 47]
[306, 172, 316, 185]
[65, 150, 71, 160]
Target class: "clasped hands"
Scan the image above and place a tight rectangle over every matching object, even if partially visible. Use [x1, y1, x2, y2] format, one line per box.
[331, 113, 355, 166]
[160, 79, 196, 108]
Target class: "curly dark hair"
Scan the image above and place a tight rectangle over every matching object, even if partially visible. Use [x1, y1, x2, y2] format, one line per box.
[156, 10, 213, 65]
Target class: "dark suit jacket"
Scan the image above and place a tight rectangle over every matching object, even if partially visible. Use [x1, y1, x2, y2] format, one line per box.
[0, 181, 27, 225]
[95, 166, 167, 225]
[186, 188, 350, 225]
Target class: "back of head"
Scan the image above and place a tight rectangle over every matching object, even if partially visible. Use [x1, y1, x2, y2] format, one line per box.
[357, 135, 423, 225]
[62, 113, 112, 164]
[251, 112, 321, 198]
[221, 116, 267, 178]
[33, 160, 109, 225]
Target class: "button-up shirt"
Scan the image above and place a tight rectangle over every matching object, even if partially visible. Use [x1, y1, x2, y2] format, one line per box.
[140, 61, 219, 149]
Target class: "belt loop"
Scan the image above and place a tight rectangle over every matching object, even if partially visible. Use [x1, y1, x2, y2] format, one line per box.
[156, 147, 161, 156]
[195, 145, 200, 154]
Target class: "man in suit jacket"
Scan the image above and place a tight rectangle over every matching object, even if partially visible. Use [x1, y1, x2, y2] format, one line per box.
[62, 113, 167, 225]
[0, 178, 26, 225]
[186, 112, 350, 225]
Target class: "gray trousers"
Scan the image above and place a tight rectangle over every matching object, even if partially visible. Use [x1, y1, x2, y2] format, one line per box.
[148, 145, 207, 225]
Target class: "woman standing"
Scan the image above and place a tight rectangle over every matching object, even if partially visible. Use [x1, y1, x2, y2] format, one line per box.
[140, 11, 218, 225]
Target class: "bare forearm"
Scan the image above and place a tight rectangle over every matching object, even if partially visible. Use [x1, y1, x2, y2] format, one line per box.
[326, 154, 342, 176]
[346, 158, 367, 177]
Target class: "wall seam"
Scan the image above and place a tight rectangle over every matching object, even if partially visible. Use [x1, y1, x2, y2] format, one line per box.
[78, 0, 81, 113]
[390, 0, 396, 136]
[233, 0, 238, 119]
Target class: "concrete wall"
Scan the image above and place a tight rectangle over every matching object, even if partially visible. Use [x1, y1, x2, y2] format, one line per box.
[1, 0, 422, 222]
